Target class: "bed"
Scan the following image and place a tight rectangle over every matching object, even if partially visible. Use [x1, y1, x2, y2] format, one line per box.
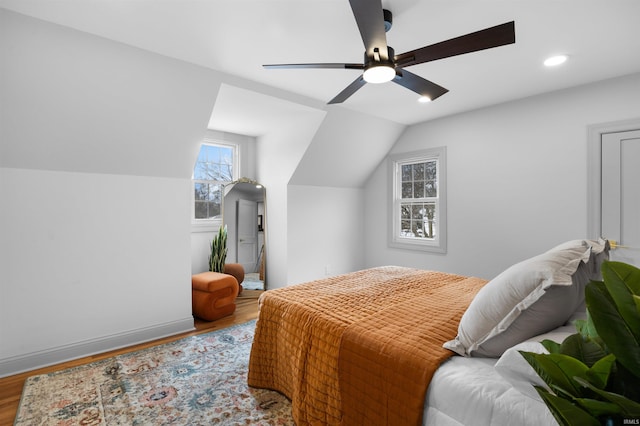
[247, 239, 609, 425]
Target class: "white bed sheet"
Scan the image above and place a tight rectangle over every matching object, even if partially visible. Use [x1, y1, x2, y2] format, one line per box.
[423, 355, 557, 426]
[422, 321, 581, 425]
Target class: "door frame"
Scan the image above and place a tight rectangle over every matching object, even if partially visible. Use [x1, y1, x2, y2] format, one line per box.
[587, 117, 640, 239]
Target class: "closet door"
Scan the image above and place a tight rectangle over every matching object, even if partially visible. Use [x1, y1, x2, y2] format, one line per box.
[601, 130, 640, 266]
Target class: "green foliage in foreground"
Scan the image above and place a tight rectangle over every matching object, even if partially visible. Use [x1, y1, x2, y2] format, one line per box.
[521, 261, 640, 425]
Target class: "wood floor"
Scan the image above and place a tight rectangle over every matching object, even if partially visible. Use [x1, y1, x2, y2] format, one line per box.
[0, 290, 262, 426]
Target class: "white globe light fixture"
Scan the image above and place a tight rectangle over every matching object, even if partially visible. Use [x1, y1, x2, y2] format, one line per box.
[363, 46, 396, 84]
[363, 64, 396, 84]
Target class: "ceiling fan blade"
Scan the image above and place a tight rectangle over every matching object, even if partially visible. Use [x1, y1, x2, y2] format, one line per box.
[263, 63, 364, 70]
[348, 0, 389, 60]
[393, 69, 448, 101]
[328, 76, 367, 104]
[395, 21, 515, 68]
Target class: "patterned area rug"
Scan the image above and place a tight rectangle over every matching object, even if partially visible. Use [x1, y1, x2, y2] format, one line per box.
[15, 321, 294, 425]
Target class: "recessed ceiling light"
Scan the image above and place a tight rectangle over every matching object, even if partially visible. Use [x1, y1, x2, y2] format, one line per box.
[418, 96, 431, 103]
[544, 55, 568, 67]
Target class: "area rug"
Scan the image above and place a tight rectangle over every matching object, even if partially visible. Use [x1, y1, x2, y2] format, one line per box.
[15, 320, 294, 425]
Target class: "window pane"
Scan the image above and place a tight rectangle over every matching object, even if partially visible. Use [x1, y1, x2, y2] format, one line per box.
[425, 161, 437, 180]
[425, 180, 436, 197]
[401, 164, 412, 182]
[399, 202, 436, 239]
[413, 163, 425, 180]
[193, 144, 233, 181]
[401, 204, 411, 219]
[194, 183, 207, 201]
[400, 160, 438, 200]
[402, 182, 413, 198]
[413, 181, 424, 199]
[193, 183, 221, 219]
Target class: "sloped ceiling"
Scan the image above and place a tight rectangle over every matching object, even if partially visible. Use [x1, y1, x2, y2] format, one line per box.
[0, 9, 220, 178]
[290, 108, 405, 187]
[208, 84, 324, 138]
[1, 0, 639, 126]
[3, 1, 640, 189]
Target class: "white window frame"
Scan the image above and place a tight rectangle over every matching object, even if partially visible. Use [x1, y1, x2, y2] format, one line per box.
[388, 147, 447, 253]
[191, 140, 238, 232]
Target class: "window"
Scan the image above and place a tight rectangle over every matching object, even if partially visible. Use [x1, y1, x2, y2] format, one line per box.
[192, 142, 237, 223]
[388, 147, 447, 253]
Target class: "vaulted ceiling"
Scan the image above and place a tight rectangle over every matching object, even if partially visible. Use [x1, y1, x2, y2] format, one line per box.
[2, 0, 640, 128]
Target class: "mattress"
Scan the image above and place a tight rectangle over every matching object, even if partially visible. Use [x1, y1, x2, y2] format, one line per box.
[423, 323, 577, 426]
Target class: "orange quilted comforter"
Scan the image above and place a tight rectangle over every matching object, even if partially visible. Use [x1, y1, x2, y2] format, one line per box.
[247, 266, 487, 425]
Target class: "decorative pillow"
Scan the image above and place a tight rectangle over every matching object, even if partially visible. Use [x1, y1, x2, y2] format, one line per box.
[443, 239, 608, 357]
[547, 238, 609, 280]
[548, 238, 610, 312]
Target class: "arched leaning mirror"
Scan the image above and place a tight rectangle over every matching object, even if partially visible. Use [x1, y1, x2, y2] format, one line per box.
[223, 178, 266, 290]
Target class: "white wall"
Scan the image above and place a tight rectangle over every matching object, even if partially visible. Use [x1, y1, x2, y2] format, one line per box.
[256, 108, 327, 289]
[364, 72, 640, 280]
[284, 107, 404, 285]
[0, 169, 193, 374]
[287, 185, 365, 284]
[0, 9, 221, 376]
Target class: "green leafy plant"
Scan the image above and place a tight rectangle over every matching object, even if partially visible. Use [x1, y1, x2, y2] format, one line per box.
[208, 225, 227, 273]
[520, 261, 640, 425]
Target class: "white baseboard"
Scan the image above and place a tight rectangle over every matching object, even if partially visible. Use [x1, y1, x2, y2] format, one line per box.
[0, 317, 195, 378]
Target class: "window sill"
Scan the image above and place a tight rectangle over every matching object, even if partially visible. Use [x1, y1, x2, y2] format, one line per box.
[191, 219, 222, 234]
[389, 237, 446, 253]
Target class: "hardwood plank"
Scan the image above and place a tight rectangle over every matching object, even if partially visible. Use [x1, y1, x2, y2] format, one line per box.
[0, 290, 262, 425]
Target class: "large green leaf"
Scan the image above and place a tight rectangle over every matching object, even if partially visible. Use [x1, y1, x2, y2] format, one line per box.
[542, 339, 562, 354]
[574, 377, 640, 417]
[574, 311, 607, 353]
[601, 261, 640, 342]
[585, 353, 616, 389]
[535, 387, 600, 426]
[586, 281, 640, 378]
[603, 261, 640, 294]
[556, 333, 608, 367]
[574, 397, 621, 418]
[520, 352, 588, 397]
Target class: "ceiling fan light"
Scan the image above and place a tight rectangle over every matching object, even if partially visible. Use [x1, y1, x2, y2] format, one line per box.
[363, 65, 395, 84]
[418, 96, 431, 103]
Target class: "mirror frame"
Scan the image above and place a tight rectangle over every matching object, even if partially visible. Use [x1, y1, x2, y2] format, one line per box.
[223, 178, 266, 289]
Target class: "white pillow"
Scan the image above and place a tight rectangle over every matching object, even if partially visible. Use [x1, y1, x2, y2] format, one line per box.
[443, 240, 607, 357]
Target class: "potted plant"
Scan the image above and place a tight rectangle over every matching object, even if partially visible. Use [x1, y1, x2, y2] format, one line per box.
[208, 225, 227, 273]
[520, 261, 640, 425]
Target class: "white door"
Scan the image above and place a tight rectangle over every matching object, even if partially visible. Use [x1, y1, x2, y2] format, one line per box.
[601, 129, 640, 266]
[236, 199, 258, 272]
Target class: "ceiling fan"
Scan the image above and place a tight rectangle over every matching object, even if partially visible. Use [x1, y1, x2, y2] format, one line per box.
[263, 0, 515, 104]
